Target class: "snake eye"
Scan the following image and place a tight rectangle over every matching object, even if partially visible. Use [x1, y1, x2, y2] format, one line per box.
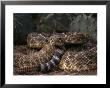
[45, 39, 48, 42]
[59, 37, 61, 40]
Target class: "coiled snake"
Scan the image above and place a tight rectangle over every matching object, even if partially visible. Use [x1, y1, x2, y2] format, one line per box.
[14, 32, 97, 74]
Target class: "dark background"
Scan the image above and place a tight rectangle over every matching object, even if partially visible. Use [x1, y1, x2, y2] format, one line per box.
[14, 13, 97, 45]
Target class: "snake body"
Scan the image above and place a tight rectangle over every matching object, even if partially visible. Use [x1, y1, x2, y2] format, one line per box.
[59, 47, 97, 73]
[14, 32, 97, 74]
[15, 47, 64, 74]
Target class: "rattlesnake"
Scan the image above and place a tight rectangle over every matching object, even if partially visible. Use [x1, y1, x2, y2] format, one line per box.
[14, 32, 97, 74]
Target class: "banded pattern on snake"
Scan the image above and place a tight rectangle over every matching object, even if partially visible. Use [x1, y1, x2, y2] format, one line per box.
[14, 32, 97, 74]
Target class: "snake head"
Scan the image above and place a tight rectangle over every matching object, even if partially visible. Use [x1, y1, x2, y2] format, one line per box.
[48, 33, 64, 46]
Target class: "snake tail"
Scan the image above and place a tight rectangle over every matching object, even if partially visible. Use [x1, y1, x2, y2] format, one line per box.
[37, 49, 64, 72]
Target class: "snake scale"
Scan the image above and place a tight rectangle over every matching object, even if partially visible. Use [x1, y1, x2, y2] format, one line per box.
[14, 32, 97, 74]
